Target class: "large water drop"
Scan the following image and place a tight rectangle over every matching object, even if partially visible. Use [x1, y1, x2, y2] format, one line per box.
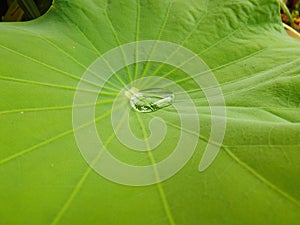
[127, 88, 174, 113]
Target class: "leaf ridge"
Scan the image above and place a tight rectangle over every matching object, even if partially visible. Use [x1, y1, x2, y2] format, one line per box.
[136, 113, 176, 225]
[0, 109, 112, 165]
[158, 115, 300, 208]
[104, 0, 133, 82]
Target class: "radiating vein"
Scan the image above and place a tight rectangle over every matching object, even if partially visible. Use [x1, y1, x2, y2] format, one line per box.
[55, 14, 128, 89]
[151, 114, 300, 208]
[50, 164, 93, 225]
[38, 35, 121, 92]
[158, 48, 266, 89]
[219, 58, 300, 96]
[50, 103, 128, 225]
[0, 75, 117, 96]
[180, 0, 209, 44]
[146, 0, 209, 78]
[198, 27, 241, 55]
[136, 113, 176, 225]
[0, 44, 119, 91]
[0, 100, 114, 115]
[224, 147, 300, 207]
[143, 47, 265, 93]
[7, 25, 121, 92]
[133, 0, 141, 80]
[104, 0, 133, 82]
[146, 18, 260, 88]
[0, 44, 85, 83]
[140, 0, 173, 78]
[0, 129, 73, 165]
[57, 14, 102, 56]
[0, 108, 113, 165]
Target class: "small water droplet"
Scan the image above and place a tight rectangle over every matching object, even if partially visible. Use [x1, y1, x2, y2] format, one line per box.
[129, 88, 174, 113]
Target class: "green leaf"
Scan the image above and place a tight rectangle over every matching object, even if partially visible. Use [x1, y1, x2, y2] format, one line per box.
[0, 0, 300, 225]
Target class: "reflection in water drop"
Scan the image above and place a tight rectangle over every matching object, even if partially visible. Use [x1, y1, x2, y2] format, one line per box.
[128, 88, 174, 113]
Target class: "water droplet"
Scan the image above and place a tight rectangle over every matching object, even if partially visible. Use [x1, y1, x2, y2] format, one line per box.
[129, 88, 174, 113]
